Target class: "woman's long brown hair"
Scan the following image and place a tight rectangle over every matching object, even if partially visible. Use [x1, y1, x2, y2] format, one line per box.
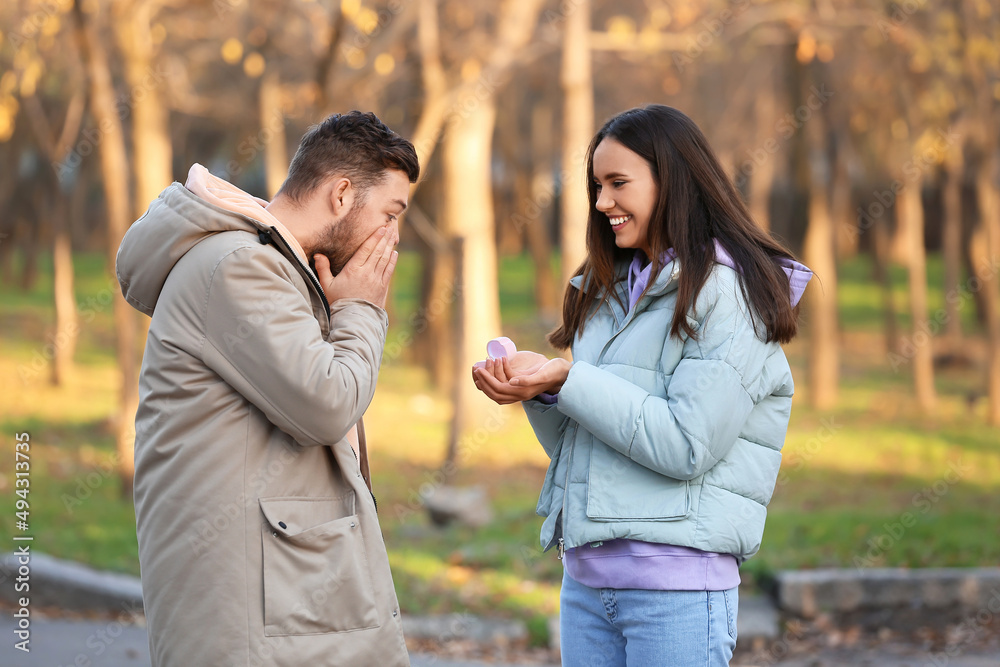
[548, 105, 802, 350]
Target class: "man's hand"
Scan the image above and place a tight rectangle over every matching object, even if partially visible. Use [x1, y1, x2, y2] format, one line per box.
[472, 354, 572, 405]
[315, 226, 398, 309]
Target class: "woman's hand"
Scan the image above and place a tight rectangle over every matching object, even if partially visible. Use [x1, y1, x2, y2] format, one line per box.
[472, 354, 572, 405]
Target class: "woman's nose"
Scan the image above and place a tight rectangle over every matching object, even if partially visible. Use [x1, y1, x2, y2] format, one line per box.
[596, 190, 614, 212]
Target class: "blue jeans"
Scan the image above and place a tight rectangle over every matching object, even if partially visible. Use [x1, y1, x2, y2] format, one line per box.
[559, 570, 738, 666]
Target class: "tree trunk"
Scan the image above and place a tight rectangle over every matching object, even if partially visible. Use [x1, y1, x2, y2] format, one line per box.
[260, 70, 288, 199]
[873, 220, 900, 356]
[116, 0, 172, 215]
[51, 196, 78, 386]
[424, 241, 459, 393]
[442, 237, 466, 476]
[802, 104, 838, 410]
[748, 89, 776, 232]
[74, 0, 139, 497]
[19, 208, 40, 292]
[832, 139, 857, 260]
[496, 96, 526, 256]
[942, 142, 964, 349]
[409, 198, 458, 393]
[972, 156, 1000, 425]
[437, 0, 546, 449]
[314, 3, 346, 116]
[0, 228, 14, 284]
[527, 103, 558, 321]
[442, 102, 502, 429]
[900, 184, 936, 411]
[407, 0, 449, 194]
[559, 0, 593, 287]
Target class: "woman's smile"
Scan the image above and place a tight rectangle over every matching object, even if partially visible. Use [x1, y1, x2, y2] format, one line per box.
[609, 214, 632, 230]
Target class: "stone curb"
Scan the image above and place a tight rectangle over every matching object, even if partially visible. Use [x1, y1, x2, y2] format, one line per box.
[0, 551, 144, 615]
[5, 552, 997, 641]
[775, 567, 1000, 618]
[403, 613, 527, 643]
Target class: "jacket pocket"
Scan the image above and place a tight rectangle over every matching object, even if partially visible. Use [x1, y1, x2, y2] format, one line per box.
[259, 494, 379, 636]
[585, 441, 690, 521]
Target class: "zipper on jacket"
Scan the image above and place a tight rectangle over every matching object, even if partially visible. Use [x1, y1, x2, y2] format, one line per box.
[348, 443, 380, 513]
[263, 225, 332, 321]
[558, 424, 577, 559]
[594, 263, 681, 367]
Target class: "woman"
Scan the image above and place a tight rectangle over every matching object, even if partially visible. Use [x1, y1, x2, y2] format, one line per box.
[472, 105, 812, 666]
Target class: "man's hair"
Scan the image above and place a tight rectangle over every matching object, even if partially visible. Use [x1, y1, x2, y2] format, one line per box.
[277, 111, 419, 205]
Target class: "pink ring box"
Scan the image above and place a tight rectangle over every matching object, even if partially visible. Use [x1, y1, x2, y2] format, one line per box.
[474, 337, 517, 369]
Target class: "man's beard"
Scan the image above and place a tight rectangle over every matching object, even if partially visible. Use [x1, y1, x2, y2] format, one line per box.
[305, 204, 364, 276]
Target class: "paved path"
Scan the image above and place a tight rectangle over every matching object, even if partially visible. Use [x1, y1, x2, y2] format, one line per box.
[0, 616, 548, 667]
[3, 616, 999, 666]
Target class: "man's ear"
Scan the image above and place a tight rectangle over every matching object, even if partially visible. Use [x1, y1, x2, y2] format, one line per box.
[329, 177, 354, 217]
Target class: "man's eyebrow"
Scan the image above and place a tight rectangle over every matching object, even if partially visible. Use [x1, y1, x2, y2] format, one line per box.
[390, 198, 408, 211]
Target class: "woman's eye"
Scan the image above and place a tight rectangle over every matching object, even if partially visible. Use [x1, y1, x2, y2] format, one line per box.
[593, 182, 602, 190]
[388, 215, 397, 223]
[613, 181, 626, 188]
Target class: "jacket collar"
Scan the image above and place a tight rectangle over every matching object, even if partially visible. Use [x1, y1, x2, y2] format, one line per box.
[569, 257, 681, 298]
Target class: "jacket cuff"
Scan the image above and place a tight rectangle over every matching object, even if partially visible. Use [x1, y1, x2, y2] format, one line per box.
[328, 298, 389, 330]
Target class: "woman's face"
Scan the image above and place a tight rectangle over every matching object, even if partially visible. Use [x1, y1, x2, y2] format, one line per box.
[592, 137, 659, 257]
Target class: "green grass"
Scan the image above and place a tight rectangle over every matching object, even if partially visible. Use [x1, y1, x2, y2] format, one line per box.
[1, 250, 999, 642]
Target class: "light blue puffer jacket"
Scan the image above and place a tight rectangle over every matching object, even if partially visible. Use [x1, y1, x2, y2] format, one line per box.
[524, 256, 796, 563]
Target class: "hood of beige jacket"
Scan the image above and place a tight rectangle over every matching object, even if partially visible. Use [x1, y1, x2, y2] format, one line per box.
[117, 163, 312, 316]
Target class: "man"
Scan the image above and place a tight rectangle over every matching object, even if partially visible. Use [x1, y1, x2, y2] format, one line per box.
[116, 111, 418, 666]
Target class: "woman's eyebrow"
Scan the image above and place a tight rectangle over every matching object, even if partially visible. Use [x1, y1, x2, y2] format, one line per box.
[595, 171, 629, 180]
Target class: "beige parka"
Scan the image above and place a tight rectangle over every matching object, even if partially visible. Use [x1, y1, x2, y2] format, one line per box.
[116, 165, 409, 667]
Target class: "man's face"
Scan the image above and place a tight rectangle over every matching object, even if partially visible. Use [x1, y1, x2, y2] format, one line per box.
[309, 169, 409, 275]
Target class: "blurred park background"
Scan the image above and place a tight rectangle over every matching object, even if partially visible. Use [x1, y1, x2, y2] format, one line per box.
[1, 0, 1000, 644]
